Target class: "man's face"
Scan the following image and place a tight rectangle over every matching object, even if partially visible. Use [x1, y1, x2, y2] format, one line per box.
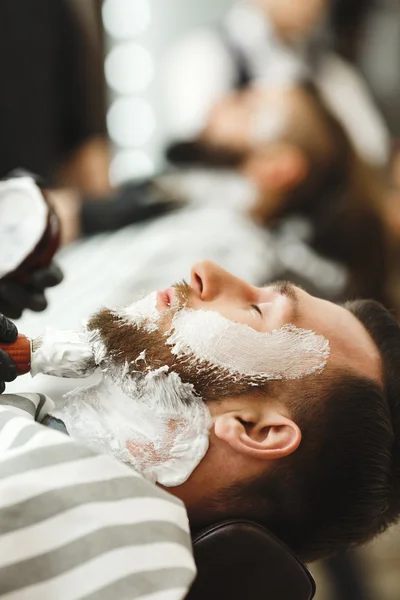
[103, 258, 380, 404]
[154, 260, 383, 510]
[252, 0, 327, 40]
[156, 261, 381, 386]
[86, 260, 382, 497]
[202, 87, 293, 154]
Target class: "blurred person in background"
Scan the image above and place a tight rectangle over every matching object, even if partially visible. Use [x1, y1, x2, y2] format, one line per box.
[193, 82, 388, 304]
[49, 80, 390, 306]
[57, 80, 386, 305]
[0, 0, 110, 194]
[382, 149, 400, 240]
[331, 0, 400, 140]
[166, 0, 390, 168]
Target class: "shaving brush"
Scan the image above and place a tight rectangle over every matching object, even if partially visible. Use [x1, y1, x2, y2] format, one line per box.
[0, 329, 96, 379]
[0, 334, 41, 375]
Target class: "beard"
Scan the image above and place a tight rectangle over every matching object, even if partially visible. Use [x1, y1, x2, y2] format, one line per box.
[57, 283, 215, 487]
[86, 281, 265, 403]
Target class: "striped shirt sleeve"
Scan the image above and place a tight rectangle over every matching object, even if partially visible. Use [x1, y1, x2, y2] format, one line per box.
[0, 394, 196, 600]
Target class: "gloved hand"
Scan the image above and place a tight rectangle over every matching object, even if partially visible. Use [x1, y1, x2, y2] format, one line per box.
[0, 169, 63, 318]
[0, 263, 63, 320]
[80, 180, 178, 236]
[0, 314, 18, 393]
[165, 140, 243, 167]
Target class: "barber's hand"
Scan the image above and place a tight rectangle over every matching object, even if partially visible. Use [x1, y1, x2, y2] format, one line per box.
[0, 314, 18, 393]
[0, 263, 63, 320]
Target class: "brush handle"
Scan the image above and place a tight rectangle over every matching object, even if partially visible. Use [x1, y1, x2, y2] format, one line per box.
[0, 334, 32, 375]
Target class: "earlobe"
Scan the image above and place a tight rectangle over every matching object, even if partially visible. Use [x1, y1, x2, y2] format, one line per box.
[214, 412, 301, 461]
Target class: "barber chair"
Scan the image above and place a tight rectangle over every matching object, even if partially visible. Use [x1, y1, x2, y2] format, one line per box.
[188, 520, 315, 600]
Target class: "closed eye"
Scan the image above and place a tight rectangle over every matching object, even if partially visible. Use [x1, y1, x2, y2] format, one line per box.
[251, 304, 262, 317]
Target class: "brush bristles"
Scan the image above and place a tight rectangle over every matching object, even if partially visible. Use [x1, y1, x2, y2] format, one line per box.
[32, 336, 43, 353]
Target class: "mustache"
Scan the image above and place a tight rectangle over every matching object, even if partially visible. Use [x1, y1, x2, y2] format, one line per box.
[171, 280, 192, 310]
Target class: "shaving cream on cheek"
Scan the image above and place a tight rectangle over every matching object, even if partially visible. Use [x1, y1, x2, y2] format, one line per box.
[167, 309, 330, 380]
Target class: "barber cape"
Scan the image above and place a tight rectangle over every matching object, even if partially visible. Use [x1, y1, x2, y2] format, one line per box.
[0, 393, 195, 600]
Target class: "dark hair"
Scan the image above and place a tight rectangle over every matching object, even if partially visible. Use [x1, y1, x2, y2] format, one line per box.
[330, 0, 375, 60]
[280, 80, 354, 215]
[216, 299, 400, 563]
[272, 81, 389, 303]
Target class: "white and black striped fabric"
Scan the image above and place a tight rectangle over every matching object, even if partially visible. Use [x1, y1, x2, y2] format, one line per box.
[0, 393, 196, 600]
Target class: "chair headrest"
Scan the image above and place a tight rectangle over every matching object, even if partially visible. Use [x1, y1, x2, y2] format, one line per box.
[187, 520, 315, 600]
[165, 140, 244, 168]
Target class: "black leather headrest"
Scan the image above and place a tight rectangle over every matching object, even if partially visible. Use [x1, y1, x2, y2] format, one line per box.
[165, 141, 244, 168]
[188, 520, 315, 600]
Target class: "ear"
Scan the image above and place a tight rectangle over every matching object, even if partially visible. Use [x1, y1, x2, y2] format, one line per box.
[214, 406, 301, 461]
[242, 145, 309, 193]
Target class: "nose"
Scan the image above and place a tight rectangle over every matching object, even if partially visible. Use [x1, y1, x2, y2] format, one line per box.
[190, 260, 255, 303]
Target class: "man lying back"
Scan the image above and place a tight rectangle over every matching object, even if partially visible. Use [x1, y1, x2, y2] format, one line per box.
[2, 260, 400, 566]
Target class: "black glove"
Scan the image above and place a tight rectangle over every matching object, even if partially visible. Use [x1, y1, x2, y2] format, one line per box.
[0, 263, 63, 320]
[80, 180, 178, 236]
[165, 140, 243, 168]
[0, 314, 18, 393]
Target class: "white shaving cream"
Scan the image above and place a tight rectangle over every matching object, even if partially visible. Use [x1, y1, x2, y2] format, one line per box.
[55, 371, 211, 487]
[0, 177, 47, 278]
[31, 328, 96, 378]
[167, 309, 330, 380]
[33, 293, 212, 485]
[116, 291, 160, 331]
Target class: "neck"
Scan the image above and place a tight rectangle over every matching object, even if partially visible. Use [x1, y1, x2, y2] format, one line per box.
[53, 371, 211, 487]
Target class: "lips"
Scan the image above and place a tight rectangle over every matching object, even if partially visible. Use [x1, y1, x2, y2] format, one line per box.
[156, 287, 175, 310]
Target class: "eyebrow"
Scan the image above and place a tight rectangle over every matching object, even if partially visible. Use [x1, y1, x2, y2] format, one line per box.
[270, 281, 300, 324]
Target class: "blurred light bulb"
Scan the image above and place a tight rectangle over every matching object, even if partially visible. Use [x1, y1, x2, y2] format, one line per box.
[105, 43, 153, 94]
[107, 97, 156, 147]
[102, 0, 151, 39]
[110, 150, 155, 185]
